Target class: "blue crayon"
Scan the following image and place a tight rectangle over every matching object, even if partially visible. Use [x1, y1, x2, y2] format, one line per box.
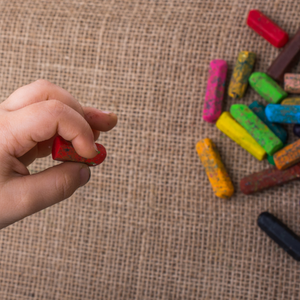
[265, 105, 300, 124]
[249, 101, 287, 144]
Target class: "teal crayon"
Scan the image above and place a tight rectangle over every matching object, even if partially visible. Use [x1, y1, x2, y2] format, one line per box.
[267, 155, 275, 165]
[249, 101, 287, 144]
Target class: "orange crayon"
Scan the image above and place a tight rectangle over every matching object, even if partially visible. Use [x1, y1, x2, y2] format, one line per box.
[274, 139, 300, 170]
[196, 138, 234, 199]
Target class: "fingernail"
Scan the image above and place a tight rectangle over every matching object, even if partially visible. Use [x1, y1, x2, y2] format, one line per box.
[102, 111, 112, 114]
[94, 143, 99, 152]
[80, 166, 91, 186]
[93, 143, 101, 154]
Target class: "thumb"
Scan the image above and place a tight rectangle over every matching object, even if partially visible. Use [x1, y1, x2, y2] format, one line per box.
[0, 162, 90, 228]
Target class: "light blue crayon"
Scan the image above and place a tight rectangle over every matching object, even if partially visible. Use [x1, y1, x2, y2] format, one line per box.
[249, 101, 287, 144]
[265, 105, 300, 124]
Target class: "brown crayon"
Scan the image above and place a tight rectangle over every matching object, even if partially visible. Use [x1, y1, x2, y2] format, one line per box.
[267, 28, 300, 82]
[240, 163, 300, 195]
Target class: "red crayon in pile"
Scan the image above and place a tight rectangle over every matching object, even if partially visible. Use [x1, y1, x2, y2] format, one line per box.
[247, 9, 289, 48]
[196, 8, 300, 261]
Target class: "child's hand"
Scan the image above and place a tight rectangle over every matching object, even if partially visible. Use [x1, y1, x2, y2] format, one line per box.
[0, 80, 117, 229]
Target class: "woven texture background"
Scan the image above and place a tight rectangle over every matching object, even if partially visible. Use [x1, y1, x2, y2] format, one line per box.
[0, 0, 300, 299]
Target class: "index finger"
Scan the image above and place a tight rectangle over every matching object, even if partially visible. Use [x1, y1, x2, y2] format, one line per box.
[1, 100, 98, 159]
[1, 79, 84, 116]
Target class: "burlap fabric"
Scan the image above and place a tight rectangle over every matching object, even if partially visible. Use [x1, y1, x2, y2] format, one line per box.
[0, 0, 299, 299]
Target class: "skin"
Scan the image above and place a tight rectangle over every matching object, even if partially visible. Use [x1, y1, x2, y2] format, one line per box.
[0, 79, 117, 229]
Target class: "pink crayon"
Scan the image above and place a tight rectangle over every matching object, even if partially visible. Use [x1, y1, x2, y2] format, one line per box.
[203, 60, 227, 123]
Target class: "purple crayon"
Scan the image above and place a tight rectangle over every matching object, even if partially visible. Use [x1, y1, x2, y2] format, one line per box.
[203, 60, 227, 123]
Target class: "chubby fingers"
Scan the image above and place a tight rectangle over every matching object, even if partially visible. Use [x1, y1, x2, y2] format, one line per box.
[2, 100, 98, 159]
[1, 79, 117, 135]
[1, 80, 118, 132]
[1, 79, 84, 116]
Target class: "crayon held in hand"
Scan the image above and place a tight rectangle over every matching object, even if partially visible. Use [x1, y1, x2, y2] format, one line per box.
[196, 138, 234, 199]
[52, 136, 106, 166]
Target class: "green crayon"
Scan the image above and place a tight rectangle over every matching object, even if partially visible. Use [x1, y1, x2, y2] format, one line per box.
[249, 72, 288, 104]
[230, 104, 283, 155]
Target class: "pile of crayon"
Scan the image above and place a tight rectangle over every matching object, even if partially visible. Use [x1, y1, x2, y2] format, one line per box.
[196, 10, 300, 261]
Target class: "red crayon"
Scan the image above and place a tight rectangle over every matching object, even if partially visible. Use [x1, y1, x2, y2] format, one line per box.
[247, 10, 288, 48]
[52, 136, 106, 166]
[240, 163, 300, 195]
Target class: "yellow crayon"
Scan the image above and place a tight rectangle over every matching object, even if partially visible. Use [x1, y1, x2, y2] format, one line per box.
[216, 112, 266, 161]
[281, 98, 300, 105]
[228, 51, 256, 99]
[196, 138, 234, 199]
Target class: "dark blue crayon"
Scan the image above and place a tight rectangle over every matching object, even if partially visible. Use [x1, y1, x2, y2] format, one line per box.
[249, 101, 287, 143]
[293, 124, 300, 137]
[265, 104, 300, 124]
[258, 212, 300, 261]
